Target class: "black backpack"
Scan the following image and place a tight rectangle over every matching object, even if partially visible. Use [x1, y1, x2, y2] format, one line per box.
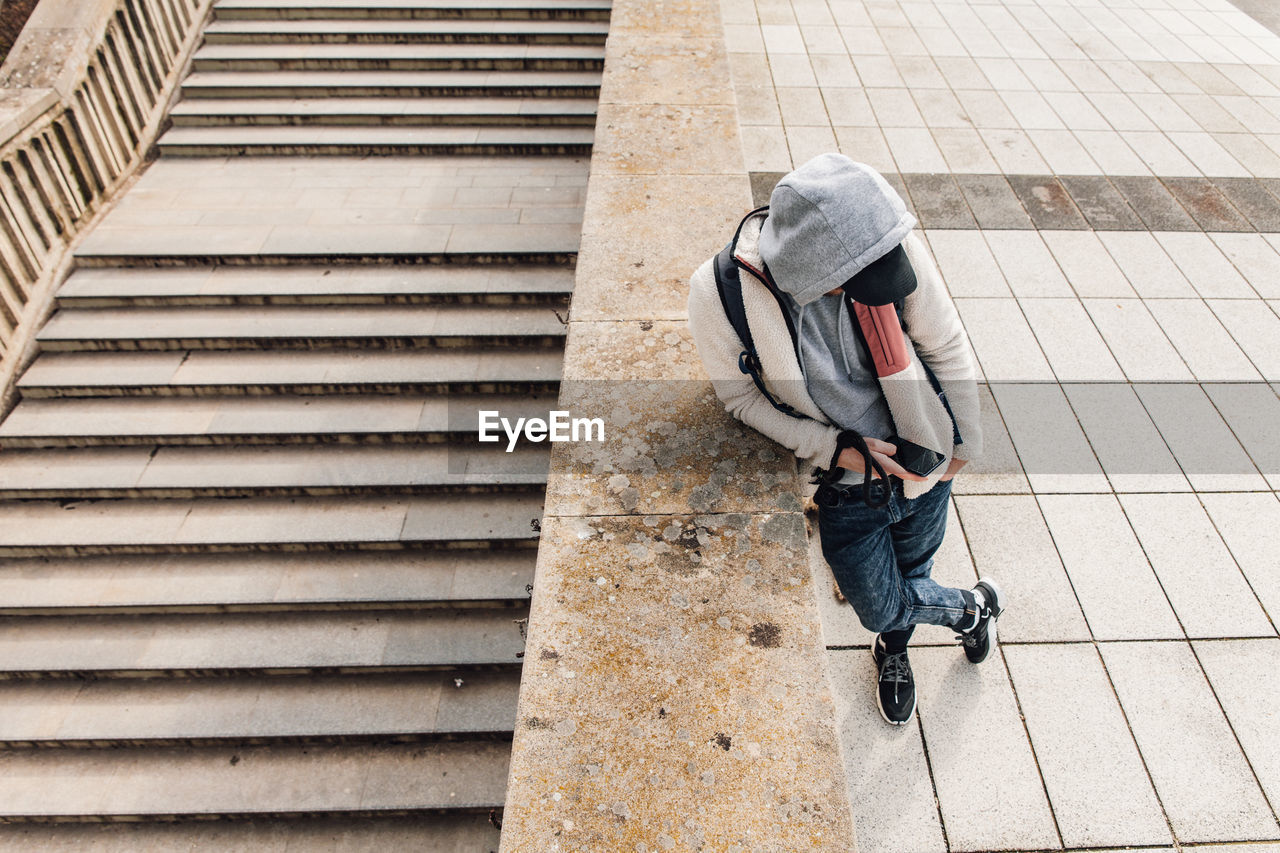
[710, 208, 961, 447]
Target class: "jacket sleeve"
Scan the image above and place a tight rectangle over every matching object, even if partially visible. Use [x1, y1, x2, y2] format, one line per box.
[686, 257, 842, 471]
[901, 234, 984, 461]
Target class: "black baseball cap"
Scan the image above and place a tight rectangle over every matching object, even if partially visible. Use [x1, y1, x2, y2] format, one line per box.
[840, 243, 917, 306]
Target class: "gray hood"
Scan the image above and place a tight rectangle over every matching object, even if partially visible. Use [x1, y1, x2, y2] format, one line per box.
[759, 153, 916, 307]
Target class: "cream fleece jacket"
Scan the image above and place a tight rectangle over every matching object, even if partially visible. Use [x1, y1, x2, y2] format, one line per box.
[687, 211, 983, 500]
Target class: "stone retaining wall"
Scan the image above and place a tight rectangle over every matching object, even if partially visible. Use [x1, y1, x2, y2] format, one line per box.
[0, 0, 211, 403]
[498, 0, 860, 848]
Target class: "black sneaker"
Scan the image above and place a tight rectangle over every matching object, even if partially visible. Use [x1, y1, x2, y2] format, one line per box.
[957, 577, 1004, 664]
[871, 635, 916, 726]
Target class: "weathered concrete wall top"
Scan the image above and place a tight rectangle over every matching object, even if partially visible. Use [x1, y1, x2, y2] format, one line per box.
[498, 0, 860, 849]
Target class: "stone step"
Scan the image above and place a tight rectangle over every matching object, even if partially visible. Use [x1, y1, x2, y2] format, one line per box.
[179, 68, 601, 99]
[0, 814, 501, 850]
[213, 0, 612, 22]
[157, 124, 595, 156]
[169, 96, 598, 127]
[0, 393, 557, 448]
[0, 608, 528, 679]
[54, 264, 574, 308]
[0, 670, 520, 746]
[202, 17, 608, 44]
[16, 347, 562, 398]
[0, 740, 508, 821]
[192, 43, 604, 73]
[0, 443, 551, 499]
[37, 304, 569, 352]
[0, 549, 534, 614]
[0, 493, 544, 557]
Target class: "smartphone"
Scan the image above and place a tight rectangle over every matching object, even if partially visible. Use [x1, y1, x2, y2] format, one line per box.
[886, 435, 946, 478]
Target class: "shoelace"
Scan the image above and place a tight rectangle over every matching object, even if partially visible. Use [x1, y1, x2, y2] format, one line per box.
[880, 651, 911, 685]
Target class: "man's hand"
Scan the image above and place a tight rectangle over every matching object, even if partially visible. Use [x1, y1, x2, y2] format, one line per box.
[938, 456, 967, 482]
[836, 437, 927, 483]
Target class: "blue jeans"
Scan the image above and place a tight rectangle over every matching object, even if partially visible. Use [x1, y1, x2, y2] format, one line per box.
[817, 478, 967, 642]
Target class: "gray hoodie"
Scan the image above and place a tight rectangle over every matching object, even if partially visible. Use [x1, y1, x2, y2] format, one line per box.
[760, 154, 915, 447]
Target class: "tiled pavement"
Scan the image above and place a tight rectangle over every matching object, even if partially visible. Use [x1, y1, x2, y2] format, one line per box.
[718, 0, 1280, 849]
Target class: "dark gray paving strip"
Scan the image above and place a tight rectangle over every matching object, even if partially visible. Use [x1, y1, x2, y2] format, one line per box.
[1110, 175, 1202, 232]
[1163, 177, 1255, 232]
[955, 174, 1034, 229]
[901, 172, 976, 229]
[1058, 175, 1145, 231]
[1006, 175, 1090, 230]
[750, 172, 1280, 232]
[1212, 178, 1280, 232]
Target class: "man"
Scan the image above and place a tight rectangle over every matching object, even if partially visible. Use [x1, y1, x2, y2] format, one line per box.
[686, 153, 1003, 726]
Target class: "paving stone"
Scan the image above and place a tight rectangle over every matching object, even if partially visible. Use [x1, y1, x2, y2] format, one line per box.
[1163, 177, 1255, 232]
[949, 384, 1030, 496]
[982, 230, 1073, 297]
[1004, 644, 1172, 847]
[1039, 494, 1182, 638]
[922, 232, 1010, 297]
[931, 127, 1000, 173]
[1058, 175, 1145, 230]
[1138, 381, 1269, 492]
[1145, 298, 1262, 380]
[591, 104, 742, 175]
[990, 382, 1110, 493]
[1208, 299, 1280, 379]
[827, 648, 947, 853]
[954, 495, 1090, 641]
[1198, 645, 1280, 818]
[1101, 641, 1280, 842]
[545, 326, 797, 517]
[1020, 298, 1125, 381]
[1154, 232, 1256, 299]
[1096, 232, 1197, 298]
[1210, 233, 1280, 299]
[1111, 175, 1200, 231]
[953, 174, 1032, 228]
[1062, 382, 1191, 493]
[598, 35, 733, 105]
[954, 299, 1052, 380]
[1006, 174, 1089, 230]
[1082, 299, 1194, 382]
[1201, 492, 1280, 620]
[901, 173, 976, 229]
[749, 171, 786, 207]
[505, 512, 855, 849]
[1202, 383, 1280, 489]
[910, 646, 1059, 852]
[1121, 493, 1273, 637]
[1040, 230, 1136, 297]
[572, 174, 748, 320]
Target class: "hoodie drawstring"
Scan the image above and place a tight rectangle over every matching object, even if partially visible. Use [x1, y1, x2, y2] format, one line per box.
[797, 298, 857, 385]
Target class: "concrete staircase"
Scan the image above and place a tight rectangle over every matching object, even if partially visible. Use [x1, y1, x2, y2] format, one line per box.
[0, 0, 603, 847]
[162, 0, 604, 155]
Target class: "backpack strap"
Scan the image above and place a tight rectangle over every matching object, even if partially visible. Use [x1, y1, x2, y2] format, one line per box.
[712, 239, 806, 420]
[845, 293, 962, 448]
